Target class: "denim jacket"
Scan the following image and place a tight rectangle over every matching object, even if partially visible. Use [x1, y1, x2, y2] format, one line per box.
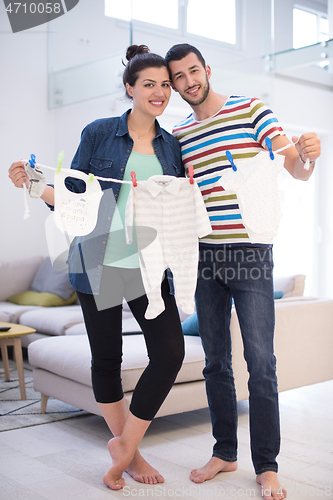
[63, 109, 185, 295]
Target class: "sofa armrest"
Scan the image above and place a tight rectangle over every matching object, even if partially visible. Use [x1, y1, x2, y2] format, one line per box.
[273, 274, 306, 297]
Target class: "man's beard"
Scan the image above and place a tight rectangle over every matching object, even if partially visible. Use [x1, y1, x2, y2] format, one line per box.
[182, 74, 210, 106]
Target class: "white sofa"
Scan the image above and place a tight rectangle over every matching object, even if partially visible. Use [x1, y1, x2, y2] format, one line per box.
[1, 256, 333, 417]
[0, 256, 143, 347]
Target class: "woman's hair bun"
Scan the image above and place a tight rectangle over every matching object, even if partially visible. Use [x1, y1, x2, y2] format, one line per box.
[126, 44, 150, 62]
[122, 44, 166, 99]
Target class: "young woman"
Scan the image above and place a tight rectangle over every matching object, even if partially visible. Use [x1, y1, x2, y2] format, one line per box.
[8, 45, 185, 490]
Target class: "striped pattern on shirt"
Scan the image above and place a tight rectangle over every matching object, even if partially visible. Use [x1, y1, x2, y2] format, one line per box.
[172, 96, 285, 246]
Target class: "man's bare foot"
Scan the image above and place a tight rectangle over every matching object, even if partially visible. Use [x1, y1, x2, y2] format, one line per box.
[190, 457, 237, 483]
[126, 451, 164, 485]
[103, 436, 134, 490]
[256, 471, 287, 500]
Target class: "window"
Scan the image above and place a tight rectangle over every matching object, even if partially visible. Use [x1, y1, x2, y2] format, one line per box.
[105, 0, 238, 47]
[105, 0, 178, 30]
[187, 0, 236, 45]
[293, 6, 329, 49]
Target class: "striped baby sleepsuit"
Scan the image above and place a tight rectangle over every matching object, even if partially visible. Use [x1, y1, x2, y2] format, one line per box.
[125, 175, 212, 319]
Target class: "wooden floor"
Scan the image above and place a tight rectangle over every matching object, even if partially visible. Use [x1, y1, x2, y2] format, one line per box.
[0, 380, 332, 500]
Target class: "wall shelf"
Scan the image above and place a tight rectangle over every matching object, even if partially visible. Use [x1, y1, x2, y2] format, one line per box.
[263, 39, 333, 90]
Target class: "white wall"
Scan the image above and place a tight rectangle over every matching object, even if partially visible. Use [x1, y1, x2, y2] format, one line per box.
[0, 3, 55, 261]
[1, 0, 332, 297]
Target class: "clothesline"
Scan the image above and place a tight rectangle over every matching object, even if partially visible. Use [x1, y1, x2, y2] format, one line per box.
[21, 141, 300, 220]
[23, 162, 135, 184]
[22, 141, 297, 188]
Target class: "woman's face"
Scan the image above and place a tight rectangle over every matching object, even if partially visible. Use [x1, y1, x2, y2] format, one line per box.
[126, 66, 171, 117]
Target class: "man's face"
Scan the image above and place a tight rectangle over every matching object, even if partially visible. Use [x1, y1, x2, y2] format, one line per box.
[168, 52, 211, 106]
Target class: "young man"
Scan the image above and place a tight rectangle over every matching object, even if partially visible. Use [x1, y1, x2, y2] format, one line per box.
[165, 43, 321, 500]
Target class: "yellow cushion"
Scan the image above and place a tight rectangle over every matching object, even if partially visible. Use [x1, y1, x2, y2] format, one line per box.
[7, 290, 77, 307]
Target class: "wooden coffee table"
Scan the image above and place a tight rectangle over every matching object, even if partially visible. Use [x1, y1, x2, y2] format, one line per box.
[0, 322, 36, 400]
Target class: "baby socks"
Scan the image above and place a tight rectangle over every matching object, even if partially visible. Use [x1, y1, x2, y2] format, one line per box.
[24, 162, 47, 198]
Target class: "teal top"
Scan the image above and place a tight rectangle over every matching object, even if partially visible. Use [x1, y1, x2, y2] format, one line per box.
[103, 151, 163, 268]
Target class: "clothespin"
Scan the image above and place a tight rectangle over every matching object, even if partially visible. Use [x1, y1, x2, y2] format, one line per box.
[56, 150, 64, 174]
[188, 164, 194, 184]
[265, 137, 274, 160]
[88, 173, 94, 183]
[23, 154, 35, 221]
[28, 154, 36, 168]
[226, 150, 237, 171]
[130, 171, 137, 187]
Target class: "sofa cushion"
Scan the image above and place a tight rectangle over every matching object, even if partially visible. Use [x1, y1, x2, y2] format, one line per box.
[19, 305, 84, 336]
[0, 311, 11, 322]
[7, 291, 77, 307]
[65, 314, 141, 336]
[182, 290, 285, 337]
[0, 301, 40, 324]
[65, 323, 87, 335]
[28, 334, 205, 392]
[182, 312, 200, 336]
[122, 316, 141, 334]
[31, 257, 75, 300]
[0, 256, 44, 301]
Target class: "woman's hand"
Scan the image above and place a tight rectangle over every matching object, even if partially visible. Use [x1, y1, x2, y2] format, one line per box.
[8, 160, 29, 189]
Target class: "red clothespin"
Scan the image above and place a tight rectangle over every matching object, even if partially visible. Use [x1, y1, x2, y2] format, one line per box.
[130, 171, 137, 187]
[188, 164, 194, 184]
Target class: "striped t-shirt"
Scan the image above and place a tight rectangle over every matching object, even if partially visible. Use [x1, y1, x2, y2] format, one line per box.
[172, 95, 285, 246]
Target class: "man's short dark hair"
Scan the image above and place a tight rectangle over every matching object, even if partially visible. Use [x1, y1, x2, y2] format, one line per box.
[165, 43, 206, 69]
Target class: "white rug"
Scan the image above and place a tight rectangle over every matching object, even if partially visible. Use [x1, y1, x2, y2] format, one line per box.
[0, 360, 88, 432]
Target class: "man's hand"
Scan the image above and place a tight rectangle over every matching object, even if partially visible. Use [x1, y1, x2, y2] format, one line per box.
[271, 133, 320, 180]
[292, 133, 321, 164]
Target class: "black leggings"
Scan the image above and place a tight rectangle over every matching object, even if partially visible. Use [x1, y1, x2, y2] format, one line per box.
[76, 266, 185, 421]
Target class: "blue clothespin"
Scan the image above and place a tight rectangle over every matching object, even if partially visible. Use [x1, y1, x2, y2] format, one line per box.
[226, 150, 237, 171]
[28, 154, 36, 168]
[265, 137, 274, 160]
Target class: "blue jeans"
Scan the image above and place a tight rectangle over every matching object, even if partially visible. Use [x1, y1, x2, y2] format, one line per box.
[196, 245, 280, 475]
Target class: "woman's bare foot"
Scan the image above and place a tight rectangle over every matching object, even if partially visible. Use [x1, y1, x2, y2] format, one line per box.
[104, 437, 164, 488]
[126, 451, 164, 485]
[103, 436, 135, 490]
[103, 471, 125, 491]
[190, 457, 237, 483]
[256, 471, 287, 500]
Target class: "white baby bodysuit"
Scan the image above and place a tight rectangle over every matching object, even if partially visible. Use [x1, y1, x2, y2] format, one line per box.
[218, 151, 285, 244]
[125, 175, 212, 319]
